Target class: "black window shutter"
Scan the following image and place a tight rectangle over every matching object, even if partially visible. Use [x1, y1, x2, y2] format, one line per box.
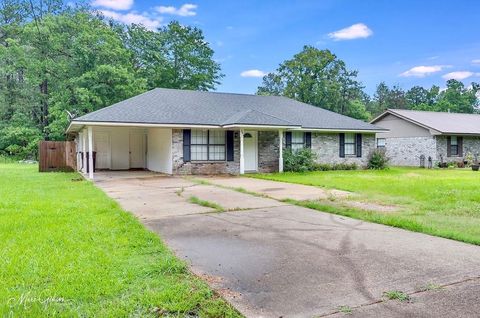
[356, 134, 362, 158]
[305, 132, 312, 148]
[447, 136, 451, 157]
[226, 130, 234, 161]
[458, 136, 463, 157]
[339, 133, 345, 158]
[183, 129, 191, 162]
[285, 132, 292, 149]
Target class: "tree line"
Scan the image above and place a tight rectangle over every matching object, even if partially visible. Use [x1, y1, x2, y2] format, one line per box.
[257, 46, 480, 120]
[1, 1, 479, 159]
[0, 0, 222, 158]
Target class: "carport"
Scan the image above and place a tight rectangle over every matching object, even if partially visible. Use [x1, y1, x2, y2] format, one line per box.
[68, 122, 173, 179]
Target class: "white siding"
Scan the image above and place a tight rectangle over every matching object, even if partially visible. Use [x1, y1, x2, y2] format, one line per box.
[147, 128, 172, 174]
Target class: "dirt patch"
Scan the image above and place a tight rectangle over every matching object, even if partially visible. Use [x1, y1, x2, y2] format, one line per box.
[218, 288, 243, 300]
[328, 189, 352, 198]
[344, 200, 400, 213]
[198, 273, 225, 285]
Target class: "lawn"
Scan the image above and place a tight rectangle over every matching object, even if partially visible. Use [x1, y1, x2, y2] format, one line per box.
[253, 167, 480, 245]
[0, 163, 240, 317]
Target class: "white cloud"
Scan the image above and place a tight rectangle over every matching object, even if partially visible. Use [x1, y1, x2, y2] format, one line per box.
[328, 23, 373, 41]
[240, 69, 267, 78]
[92, 0, 133, 10]
[156, 3, 197, 17]
[442, 71, 476, 80]
[400, 65, 449, 77]
[472, 59, 480, 65]
[100, 10, 162, 30]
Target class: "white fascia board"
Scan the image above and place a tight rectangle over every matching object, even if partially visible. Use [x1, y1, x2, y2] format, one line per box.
[67, 121, 221, 132]
[293, 128, 388, 133]
[221, 124, 301, 130]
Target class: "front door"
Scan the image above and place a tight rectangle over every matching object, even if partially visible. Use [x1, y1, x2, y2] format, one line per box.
[244, 131, 258, 172]
[129, 132, 145, 168]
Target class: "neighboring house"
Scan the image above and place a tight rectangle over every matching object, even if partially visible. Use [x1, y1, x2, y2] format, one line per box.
[67, 88, 385, 178]
[371, 109, 480, 166]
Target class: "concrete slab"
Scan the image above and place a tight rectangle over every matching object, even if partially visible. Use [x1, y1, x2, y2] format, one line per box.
[147, 205, 480, 318]
[199, 176, 350, 201]
[181, 184, 286, 211]
[95, 175, 214, 219]
[327, 278, 480, 318]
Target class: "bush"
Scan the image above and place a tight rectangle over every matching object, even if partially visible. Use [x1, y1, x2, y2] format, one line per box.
[0, 126, 42, 160]
[312, 162, 358, 171]
[367, 149, 389, 170]
[283, 148, 317, 172]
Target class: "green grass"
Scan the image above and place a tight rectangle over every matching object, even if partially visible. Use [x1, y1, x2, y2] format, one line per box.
[0, 164, 240, 317]
[253, 167, 480, 245]
[383, 290, 410, 302]
[189, 196, 225, 212]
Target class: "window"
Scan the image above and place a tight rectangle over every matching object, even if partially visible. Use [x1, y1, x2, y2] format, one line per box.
[344, 133, 356, 155]
[191, 130, 225, 161]
[377, 138, 386, 148]
[291, 131, 305, 151]
[450, 136, 458, 156]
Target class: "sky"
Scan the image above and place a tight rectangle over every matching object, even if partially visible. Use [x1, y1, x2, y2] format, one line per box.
[90, 0, 480, 95]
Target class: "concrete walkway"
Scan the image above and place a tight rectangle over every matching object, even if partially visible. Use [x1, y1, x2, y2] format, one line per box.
[95, 173, 480, 317]
[198, 175, 350, 201]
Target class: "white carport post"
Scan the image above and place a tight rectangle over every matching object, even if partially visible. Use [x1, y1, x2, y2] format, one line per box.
[239, 129, 245, 175]
[278, 130, 284, 172]
[87, 126, 94, 180]
[82, 129, 87, 174]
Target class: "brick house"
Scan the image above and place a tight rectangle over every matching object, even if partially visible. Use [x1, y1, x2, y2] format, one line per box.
[371, 109, 480, 166]
[67, 88, 385, 178]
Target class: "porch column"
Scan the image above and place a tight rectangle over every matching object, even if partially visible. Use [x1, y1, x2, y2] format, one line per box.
[239, 129, 245, 175]
[82, 129, 87, 174]
[278, 130, 284, 173]
[88, 126, 94, 180]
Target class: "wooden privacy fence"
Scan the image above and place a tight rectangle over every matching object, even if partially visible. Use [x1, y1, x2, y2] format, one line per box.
[39, 141, 77, 172]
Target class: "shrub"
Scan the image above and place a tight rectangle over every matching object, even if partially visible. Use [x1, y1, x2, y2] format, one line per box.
[283, 148, 317, 172]
[0, 126, 42, 160]
[283, 149, 359, 172]
[312, 162, 358, 171]
[367, 149, 389, 170]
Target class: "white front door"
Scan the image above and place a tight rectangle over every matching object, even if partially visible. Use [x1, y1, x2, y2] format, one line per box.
[95, 131, 111, 169]
[129, 132, 145, 168]
[244, 131, 258, 172]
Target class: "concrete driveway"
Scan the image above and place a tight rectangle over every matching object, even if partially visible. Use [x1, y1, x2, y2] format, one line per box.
[96, 173, 480, 317]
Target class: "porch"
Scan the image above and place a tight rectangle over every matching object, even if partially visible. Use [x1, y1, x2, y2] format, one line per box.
[74, 124, 285, 179]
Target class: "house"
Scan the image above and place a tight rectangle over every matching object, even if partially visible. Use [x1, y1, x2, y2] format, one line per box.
[371, 109, 480, 166]
[66, 88, 385, 178]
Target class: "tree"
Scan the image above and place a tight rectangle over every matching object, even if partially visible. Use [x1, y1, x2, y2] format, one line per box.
[405, 86, 429, 107]
[256, 46, 367, 119]
[0, 2, 224, 158]
[435, 80, 479, 113]
[122, 21, 223, 91]
[385, 85, 407, 109]
[369, 82, 390, 116]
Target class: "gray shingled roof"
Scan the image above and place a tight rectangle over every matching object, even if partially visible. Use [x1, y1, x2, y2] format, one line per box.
[71, 88, 383, 131]
[372, 109, 480, 135]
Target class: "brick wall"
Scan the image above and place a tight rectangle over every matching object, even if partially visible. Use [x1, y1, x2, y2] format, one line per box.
[171, 129, 240, 175]
[258, 131, 279, 173]
[170, 129, 376, 174]
[311, 133, 375, 167]
[384, 136, 437, 167]
[436, 135, 480, 164]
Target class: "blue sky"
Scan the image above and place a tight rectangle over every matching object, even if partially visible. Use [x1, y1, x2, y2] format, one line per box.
[91, 0, 480, 95]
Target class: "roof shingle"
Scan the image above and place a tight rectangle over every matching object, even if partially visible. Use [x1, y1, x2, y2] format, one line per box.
[72, 88, 383, 131]
[373, 109, 480, 135]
